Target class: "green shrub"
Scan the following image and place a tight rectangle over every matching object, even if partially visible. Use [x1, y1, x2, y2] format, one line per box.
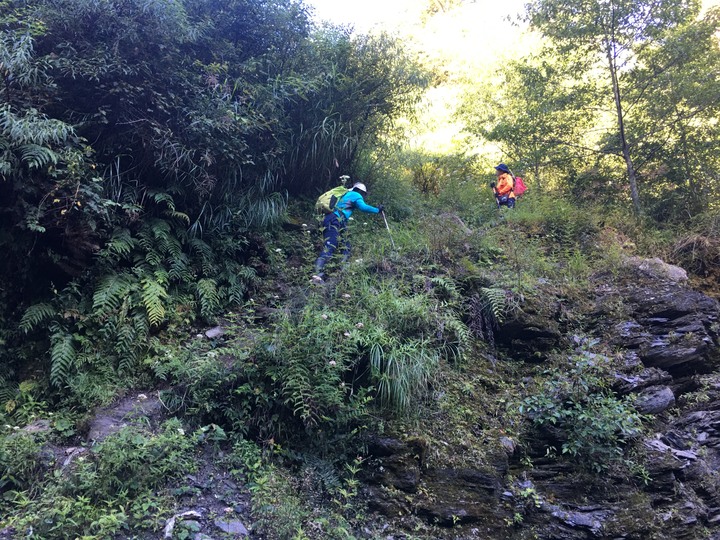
[4, 418, 197, 539]
[0, 429, 48, 493]
[229, 439, 358, 540]
[518, 338, 644, 472]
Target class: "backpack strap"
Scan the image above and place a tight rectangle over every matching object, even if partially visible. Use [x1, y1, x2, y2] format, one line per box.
[334, 191, 354, 218]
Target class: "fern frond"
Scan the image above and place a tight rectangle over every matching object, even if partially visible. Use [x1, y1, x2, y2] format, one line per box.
[19, 303, 56, 332]
[196, 278, 220, 319]
[133, 312, 150, 338]
[144, 247, 162, 267]
[168, 252, 192, 281]
[141, 277, 168, 326]
[148, 191, 176, 211]
[281, 359, 318, 427]
[103, 228, 136, 261]
[189, 238, 215, 275]
[93, 273, 133, 318]
[49, 329, 76, 387]
[19, 143, 58, 169]
[0, 376, 18, 407]
[480, 287, 508, 325]
[115, 321, 138, 374]
[429, 275, 461, 303]
[224, 264, 256, 305]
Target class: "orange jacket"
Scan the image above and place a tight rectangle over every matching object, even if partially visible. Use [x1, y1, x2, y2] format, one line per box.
[495, 172, 515, 199]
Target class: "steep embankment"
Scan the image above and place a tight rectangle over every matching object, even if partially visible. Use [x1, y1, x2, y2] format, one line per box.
[2, 205, 719, 540]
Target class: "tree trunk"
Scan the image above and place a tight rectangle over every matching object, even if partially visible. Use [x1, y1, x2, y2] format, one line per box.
[606, 42, 641, 214]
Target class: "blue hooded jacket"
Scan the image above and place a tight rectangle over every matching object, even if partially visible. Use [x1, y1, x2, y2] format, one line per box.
[334, 190, 380, 219]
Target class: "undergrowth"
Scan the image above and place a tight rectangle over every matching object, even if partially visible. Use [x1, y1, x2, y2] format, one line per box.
[0, 181, 695, 539]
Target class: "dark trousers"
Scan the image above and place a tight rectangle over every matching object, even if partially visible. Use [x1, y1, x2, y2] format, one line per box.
[315, 212, 350, 274]
[496, 195, 515, 209]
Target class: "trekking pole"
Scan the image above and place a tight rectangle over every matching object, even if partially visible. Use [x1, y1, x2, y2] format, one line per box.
[381, 211, 397, 250]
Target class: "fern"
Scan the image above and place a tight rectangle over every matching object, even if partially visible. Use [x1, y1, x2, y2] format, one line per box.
[19, 303, 56, 332]
[141, 277, 168, 326]
[168, 252, 192, 282]
[148, 190, 190, 224]
[115, 321, 137, 374]
[19, 143, 58, 169]
[133, 311, 150, 338]
[93, 273, 133, 318]
[196, 278, 220, 319]
[102, 228, 136, 261]
[144, 245, 163, 266]
[428, 275, 461, 304]
[439, 313, 471, 362]
[225, 264, 256, 305]
[280, 354, 318, 427]
[0, 375, 18, 411]
[189, 237, 215, 275]
[480, 287, 508, 325]
[49, 326, 76, 387]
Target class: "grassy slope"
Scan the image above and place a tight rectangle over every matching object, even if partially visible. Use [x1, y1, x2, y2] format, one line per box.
[2, 187, 717, 539]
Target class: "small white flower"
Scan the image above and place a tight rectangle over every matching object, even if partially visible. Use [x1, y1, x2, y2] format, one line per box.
[321, 313, 329, 320]
[342, 293, 351, 298]
[177, 428, 185, 435]
[275, 248, 282, 253]
[355, 259, 363, 263]
[344, 332, 351, 337]
[329, 360, 337, 366]
[355, 322, 364, 329]
[302, 223, 308, 227]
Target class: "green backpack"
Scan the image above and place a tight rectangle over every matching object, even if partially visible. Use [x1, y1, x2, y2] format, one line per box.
[316, 186, 349, 214]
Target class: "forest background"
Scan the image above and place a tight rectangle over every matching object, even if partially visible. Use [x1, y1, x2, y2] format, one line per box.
[1, 0, 719, 538]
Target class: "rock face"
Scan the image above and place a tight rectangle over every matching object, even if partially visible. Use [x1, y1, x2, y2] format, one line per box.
[362, 258, 720, 539]
[593, 265, 719, 376]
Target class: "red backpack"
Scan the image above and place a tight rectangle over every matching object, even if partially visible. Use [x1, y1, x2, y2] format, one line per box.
[513, 176, 528, 197]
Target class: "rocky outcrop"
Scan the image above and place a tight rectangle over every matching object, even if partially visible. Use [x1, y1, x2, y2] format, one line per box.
[362, 257, 720, 539]
[593, 261, 719, 376]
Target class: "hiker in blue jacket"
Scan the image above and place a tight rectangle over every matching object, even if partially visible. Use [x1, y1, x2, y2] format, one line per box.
[312, 182, 383, 283]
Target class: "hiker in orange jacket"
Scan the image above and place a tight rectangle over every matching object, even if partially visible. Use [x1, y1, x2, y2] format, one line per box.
[491, 163, 516, 209]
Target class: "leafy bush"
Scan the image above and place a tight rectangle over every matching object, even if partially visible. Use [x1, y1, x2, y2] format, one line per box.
[518, 338, 644, 472]
[229, 439, 357, 540]
[0, 429, 48, 494]
[4, 418, 197, 539]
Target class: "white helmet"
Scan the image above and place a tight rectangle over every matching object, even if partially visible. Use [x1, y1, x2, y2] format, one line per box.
[352, 182, 367, 193]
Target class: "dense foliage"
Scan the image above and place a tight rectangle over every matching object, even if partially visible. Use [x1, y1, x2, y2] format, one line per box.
[0, 0, 428, 403]
[1, 0, 719, 538]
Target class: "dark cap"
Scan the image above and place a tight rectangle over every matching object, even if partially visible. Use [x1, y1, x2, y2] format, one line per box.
[495, 163, 510, 173]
